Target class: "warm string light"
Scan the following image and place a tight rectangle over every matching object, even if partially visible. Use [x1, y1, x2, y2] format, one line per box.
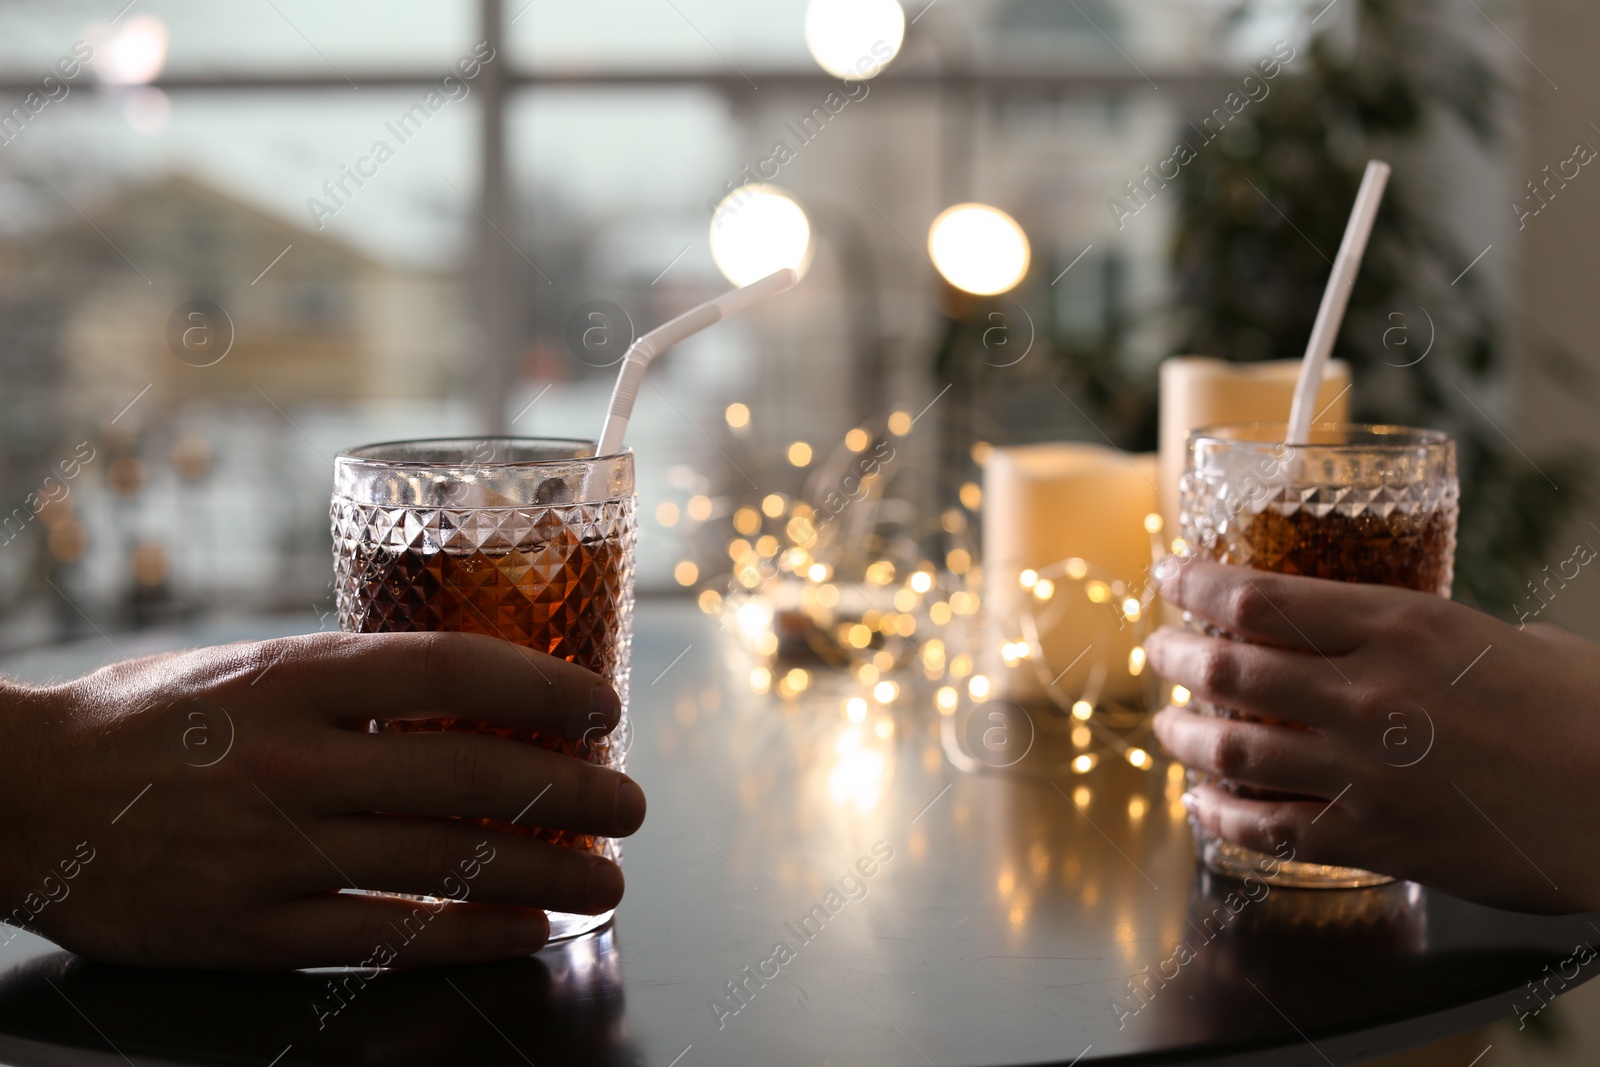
[989, 547, 1171, 779]
[686, 407, 992, 754]
[674, 407, 1187, 791]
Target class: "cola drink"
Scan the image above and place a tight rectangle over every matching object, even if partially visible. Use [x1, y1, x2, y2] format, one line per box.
[331, 438, 636, 938]
[337, 530, 635, 852]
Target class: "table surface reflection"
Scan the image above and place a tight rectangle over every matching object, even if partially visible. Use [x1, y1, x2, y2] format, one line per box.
[0, 603, 1593, 1067]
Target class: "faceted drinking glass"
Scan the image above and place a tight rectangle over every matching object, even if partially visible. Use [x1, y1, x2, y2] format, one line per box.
[331, 437, 636, 940]
[1177, 423, 1457, 888]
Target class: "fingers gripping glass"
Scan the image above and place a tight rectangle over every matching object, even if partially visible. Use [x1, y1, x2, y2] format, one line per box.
[1177, 423, 1457, 889]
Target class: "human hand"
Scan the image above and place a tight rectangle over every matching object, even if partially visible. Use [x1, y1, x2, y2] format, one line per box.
[1148, 560, 1600, 913]
[0, 631, 646, 969]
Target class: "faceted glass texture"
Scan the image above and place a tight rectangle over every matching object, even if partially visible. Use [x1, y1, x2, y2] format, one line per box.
[331, 438, 636, 940]
[1177, 424, 1458, 889]
[1180, 424, 1458, 596]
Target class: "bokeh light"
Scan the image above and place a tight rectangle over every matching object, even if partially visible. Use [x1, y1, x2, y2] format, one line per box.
[803, 0, 906, 79]
[92, 14, 169, 86]
[710, 184, 814, 286]
[928, 203, 1032, 296]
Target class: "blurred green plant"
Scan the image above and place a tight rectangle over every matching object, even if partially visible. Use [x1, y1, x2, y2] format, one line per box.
[1166, 0, 1582, 612]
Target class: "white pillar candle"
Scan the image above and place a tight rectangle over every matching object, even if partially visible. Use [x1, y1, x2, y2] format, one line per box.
[1157, 356, 1352, 537]
[981, 444, 1158, 704]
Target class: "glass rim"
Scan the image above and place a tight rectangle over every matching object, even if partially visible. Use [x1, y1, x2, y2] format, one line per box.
[1188, 422, 1454, 451]
[334, 436, 628, 471]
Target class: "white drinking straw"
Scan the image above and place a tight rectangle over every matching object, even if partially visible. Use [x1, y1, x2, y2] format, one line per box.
[595, 267, 799, 456]
[1285, 159, 1391, 445]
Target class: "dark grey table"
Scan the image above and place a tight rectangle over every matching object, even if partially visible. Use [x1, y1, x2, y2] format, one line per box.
[0, 602, 1592, 1066]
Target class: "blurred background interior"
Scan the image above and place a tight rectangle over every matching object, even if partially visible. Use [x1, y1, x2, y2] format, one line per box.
[1, 1, 1598, 1061]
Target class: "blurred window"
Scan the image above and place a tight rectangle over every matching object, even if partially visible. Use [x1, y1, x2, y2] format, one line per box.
[0, 0, 1281, 648]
